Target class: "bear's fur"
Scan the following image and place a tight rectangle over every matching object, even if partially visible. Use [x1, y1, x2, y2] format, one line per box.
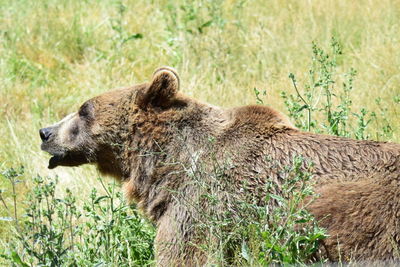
[40, 67, 400, 265]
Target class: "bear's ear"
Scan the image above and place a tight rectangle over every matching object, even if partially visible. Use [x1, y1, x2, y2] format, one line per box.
[136, 67, 180, 109]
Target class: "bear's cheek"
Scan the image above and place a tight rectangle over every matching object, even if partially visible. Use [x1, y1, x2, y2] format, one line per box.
[90, 123, 103, 136]
[56, 124, 74, 146]
[56, 115, 86, 144]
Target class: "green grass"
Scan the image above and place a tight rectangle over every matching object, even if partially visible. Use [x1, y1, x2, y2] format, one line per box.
[0, 0, 399, 265]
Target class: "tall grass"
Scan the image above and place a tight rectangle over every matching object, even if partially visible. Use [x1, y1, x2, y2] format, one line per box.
[0, 0, 399, 264]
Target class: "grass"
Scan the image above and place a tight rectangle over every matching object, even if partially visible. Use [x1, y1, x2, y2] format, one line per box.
[0, 0, 399, 265]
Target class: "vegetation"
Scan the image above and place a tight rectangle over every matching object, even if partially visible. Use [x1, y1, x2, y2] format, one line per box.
[185, 153, 326, 265]
[0, 0, 399, 265]
[1, 169, 155, 266]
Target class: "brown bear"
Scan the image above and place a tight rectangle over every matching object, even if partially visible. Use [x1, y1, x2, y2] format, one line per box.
[40, 67, 400, 265]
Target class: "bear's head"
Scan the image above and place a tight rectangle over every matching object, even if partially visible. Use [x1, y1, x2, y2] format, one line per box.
[39, 67, 181, 175]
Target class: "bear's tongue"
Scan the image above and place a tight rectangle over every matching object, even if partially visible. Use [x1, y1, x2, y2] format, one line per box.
[48, 155, 62, 169]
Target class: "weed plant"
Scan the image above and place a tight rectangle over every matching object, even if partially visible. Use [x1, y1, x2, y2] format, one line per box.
[280, 37, 394, 140]
[1, 156, 325, 266]
[167, 133, 326, 265]
[0, 168, 155, 266]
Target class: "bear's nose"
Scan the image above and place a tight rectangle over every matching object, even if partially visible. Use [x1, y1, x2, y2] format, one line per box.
[39, 127, 52, 141]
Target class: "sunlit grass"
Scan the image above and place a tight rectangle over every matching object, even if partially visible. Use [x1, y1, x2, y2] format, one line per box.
[0, 0, 399, 252]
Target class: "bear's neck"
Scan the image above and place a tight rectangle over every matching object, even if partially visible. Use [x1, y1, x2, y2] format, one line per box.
[120, 102, 228, 221]
[96, 145, 126, 179]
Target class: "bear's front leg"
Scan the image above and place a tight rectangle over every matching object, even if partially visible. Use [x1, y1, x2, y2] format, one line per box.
[154, 207, 207, 267]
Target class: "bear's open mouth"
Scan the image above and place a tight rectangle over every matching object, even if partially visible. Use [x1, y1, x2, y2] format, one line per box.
[46, 151, 89, 169]
[48, 154, 64, 169]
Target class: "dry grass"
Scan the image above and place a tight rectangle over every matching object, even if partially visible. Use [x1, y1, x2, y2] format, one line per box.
[0, 0, 399, 240]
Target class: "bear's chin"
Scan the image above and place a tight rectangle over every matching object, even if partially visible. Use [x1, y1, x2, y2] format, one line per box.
[48, 155, 63, 169]
[47, 153, 89, 169]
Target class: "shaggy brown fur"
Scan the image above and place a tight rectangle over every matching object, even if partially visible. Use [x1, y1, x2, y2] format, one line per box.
[40, 67, 400, 265]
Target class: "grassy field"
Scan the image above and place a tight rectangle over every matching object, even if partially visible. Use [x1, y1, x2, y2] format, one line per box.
[0, 0, 399, 265]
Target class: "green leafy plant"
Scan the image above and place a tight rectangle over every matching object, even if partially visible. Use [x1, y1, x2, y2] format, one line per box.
[0, 166, 24, 228]
[2, 172, 155, 267]
[179, 142, 327, 265]
[281, 37, 389, 140]
[240, 156, 326, 265]
[74, 179, 155, 266]
[18, 176, 79, 266]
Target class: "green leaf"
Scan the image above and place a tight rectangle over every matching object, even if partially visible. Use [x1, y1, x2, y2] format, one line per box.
[270, 194, 285, 203]
[122, 33, 143, 44]
[198, 20, 213, 33]
[94, 195, 109, 204]
[241, 241, 250, 262]
[11, 251, 30, 267]
[297, 104, 309, 112]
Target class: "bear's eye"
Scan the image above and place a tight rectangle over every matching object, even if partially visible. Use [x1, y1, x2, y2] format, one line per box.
[71, 124, 79, 136]
[79, 104, 89, 117]
[78, 101, 93, 119]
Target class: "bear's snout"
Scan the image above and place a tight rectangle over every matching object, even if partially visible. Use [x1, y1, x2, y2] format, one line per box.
[39, 127, 53, 142]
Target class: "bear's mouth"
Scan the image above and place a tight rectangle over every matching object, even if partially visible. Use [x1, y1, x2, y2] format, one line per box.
[48, 154, 64, 169]
[46, 151, 89, 169]
[41, 142, 66, 169]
